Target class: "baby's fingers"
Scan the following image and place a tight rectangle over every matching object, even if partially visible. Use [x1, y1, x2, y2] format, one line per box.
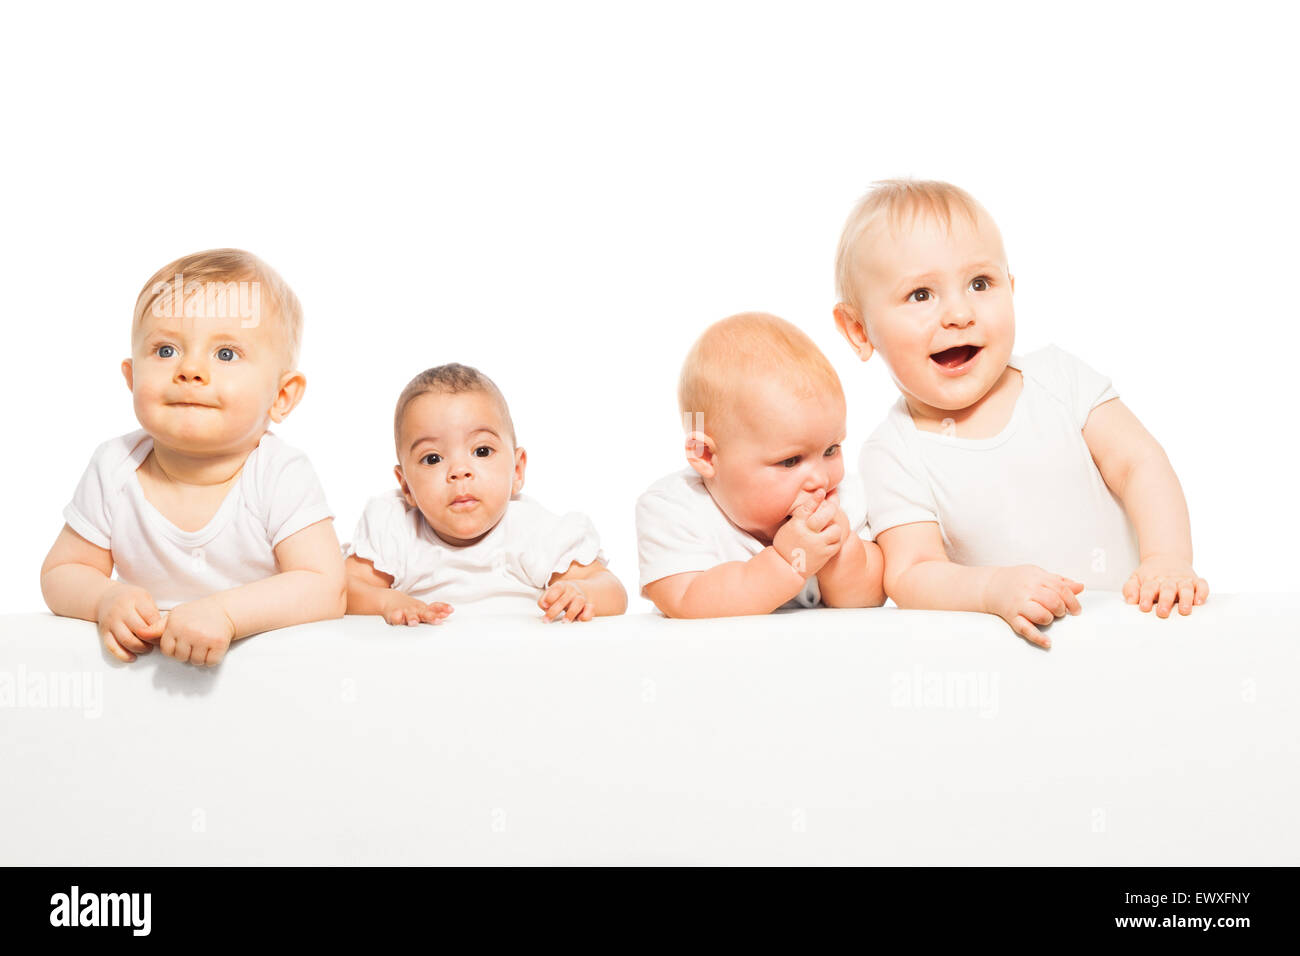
[101, 625, 138, 663]
[1194, 577, 1209, 606]
[125, 609, 160, 648]
[1123, 573, 1140, 605]
[418, 603, 451, 625]
[1010, 614, 1051, 649]
[1022, 600, 1056, 628]
[1056, 578, 1083, 615]
[805, 497, 838, 533]
[544, 596, 572, 622]
[1138, 576, 1160, 613]
[1156, 580, 1179, 618]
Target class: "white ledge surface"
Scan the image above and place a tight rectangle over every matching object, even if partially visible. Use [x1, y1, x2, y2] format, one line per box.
[1, 592, 1296, 865]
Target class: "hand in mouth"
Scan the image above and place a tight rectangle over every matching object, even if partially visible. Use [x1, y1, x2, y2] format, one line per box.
[930, 345, 982, 370]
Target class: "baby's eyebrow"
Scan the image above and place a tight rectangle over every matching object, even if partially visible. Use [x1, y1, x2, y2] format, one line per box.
[409, 427, 500, 454]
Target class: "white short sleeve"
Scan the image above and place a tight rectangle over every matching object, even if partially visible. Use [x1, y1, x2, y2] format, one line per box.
[518, 510, 607, 589]
[1025, 345, 1119, 428]
[636, 485, 719, 588]
[835, 470, 875, 542]
[345, 492, 411, 584]
[246, 436, 334, 548]
[859, 414, 941, 538]
[62, 435, 137, 550]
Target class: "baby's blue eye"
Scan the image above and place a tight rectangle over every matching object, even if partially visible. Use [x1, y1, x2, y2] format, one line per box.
[421, 454, 441, 466]
[780, 456, 800, 468]
[824, 444, 841, 457]
[216, 347, 238, 362]
[907, 289, 931, 303]
[157, 345, 177, 358]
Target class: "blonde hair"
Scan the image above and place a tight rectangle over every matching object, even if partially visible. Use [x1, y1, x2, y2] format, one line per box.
[678, 312, 843, 442]
[834, 179, 983, 311]
[393, 363, 517, 456]
[132, 249, 304, 367]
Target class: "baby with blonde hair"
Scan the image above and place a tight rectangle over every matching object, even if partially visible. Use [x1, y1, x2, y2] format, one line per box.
[833, 179, 1208, 647]
[41, 249, 346, 666]
[637, 312, 885, 617]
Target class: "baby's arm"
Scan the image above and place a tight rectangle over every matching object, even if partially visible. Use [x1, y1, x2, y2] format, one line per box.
[40, 524, 164, 662]
[345, 554, 453, 626]
[158, 519, 347, 665]
[880, 521, 1083, 649]
[646, 494, 843, 618]
[540, 559, 628, 621]
[643, 548, 809, 618]
[814, 497, 887, 609]
[1083, 399, 1208, 617]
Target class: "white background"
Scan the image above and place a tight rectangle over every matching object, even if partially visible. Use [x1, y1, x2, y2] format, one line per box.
[2, 0, 1296, 614]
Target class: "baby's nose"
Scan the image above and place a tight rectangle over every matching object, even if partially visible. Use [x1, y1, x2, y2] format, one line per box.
[175, 360, 207, 383]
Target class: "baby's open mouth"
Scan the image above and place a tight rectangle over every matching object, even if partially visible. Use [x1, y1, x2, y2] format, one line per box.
[930, 345, 982, 369]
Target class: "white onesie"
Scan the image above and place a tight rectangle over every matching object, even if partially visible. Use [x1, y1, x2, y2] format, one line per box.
[859, 345, 1140, 590]
[344, 490, 608, 614]
[635, 468, 871, 611]
[63, 429, 334, 610]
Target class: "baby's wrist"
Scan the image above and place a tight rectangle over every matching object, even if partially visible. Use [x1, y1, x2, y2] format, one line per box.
[768, 543, 812, 582]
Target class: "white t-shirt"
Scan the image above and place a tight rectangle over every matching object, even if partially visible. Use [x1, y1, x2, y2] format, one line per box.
[635, 468, 871, 611]
[63, 429, 334, 610]
[860, 345, 1140, 590]
[344, 490, 608, 614]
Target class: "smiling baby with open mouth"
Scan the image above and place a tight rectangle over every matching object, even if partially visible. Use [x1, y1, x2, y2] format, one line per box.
[833, 180, 1208, 648]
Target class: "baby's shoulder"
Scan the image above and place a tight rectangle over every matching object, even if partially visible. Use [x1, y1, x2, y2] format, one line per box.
[244, 430, 313, 475]
[637, 467, 708, 508]
[80, 428, 152, 490]
[359, 488, 416, 526]
[1015, 345, 1115, 423]
[1016, 344, 1102, 390]
[503, 493, 592, 539]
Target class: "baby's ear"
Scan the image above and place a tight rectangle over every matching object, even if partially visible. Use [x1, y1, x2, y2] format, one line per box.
[833, 305, 874, 362]
[512, 446, 527, 495]
[684, 430, 717, 479]
[1009, 273, 1016, 294]
[269, 370, 307, 423]
[121, 358, 133, 391]
[393, 465, 416, 508]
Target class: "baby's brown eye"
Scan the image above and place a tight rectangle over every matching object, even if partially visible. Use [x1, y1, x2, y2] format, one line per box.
[421, 454, 441, 465]
[971, 277, 989, 292]
[908, 289, 930, 303]
[474, 446, 493, 457]
[780, 456, 800, 468]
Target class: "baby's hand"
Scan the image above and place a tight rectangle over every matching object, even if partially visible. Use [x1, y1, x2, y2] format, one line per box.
[159, 596, 236, 667]
[772, 489, 844, 577]
[539, 581, 594, 622]
[982, 565, 1084, 649]
[95, 582, 164, 663]
[1123, 557, 1209, 617]
[383, 590, 454, 627]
